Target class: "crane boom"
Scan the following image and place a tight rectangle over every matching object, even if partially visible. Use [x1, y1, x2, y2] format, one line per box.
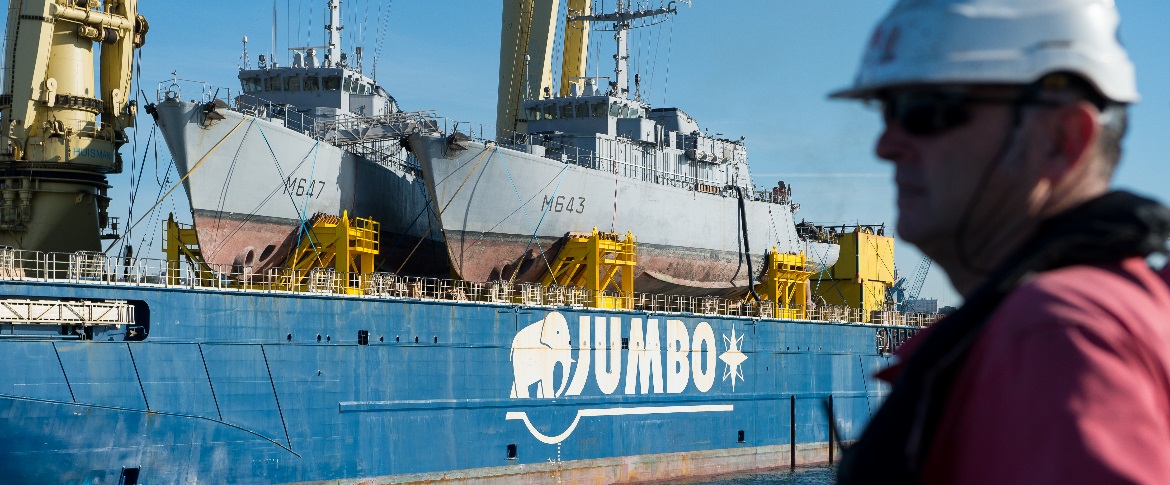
[558, 0, 591, 97]
[497, 0, 562, 139]
[906, 257, 931, 303]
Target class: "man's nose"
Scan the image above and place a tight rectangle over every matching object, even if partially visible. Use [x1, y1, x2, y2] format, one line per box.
[875, 121, 912, 164]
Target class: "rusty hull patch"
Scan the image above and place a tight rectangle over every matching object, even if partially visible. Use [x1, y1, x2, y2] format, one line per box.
[191, 211, 449, 275]
[444, 231, 767, 297]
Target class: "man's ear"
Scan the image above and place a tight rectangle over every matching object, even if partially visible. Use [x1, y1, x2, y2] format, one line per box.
[1043, 101, 1099, 182]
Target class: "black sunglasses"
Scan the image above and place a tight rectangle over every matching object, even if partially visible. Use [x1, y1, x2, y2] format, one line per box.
[878, 90, 1058, 136]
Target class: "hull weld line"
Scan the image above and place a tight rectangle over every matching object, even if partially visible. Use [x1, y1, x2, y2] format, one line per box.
[505, 404, 734, 445]
[50, 341, 75, 403]
[198, 343, 223, 421]
[126, 343, 150, 410]
[260, 344, 294, 450]
[0, 393, 302, 457]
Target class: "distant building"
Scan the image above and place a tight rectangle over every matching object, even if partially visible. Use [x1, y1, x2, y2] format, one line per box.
[905, 298, 938, 314]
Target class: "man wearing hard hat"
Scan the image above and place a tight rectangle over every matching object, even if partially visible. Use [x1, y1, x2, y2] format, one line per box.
[834, 1, 1170, 483]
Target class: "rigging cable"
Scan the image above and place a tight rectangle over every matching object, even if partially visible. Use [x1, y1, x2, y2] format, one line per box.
[126, 125, 154, 254]
[373, 0, 393, 80]
[203, 116, 257, 258]
[361, 0, 372, 60]
[506, 150, 570, 283]
[381, 178, 437, 268]
[272, 0, 278, 64]
[103, 117, 250, 254]
[252, 121, 322, 253]
[138, 124, 165, 254]
[295, 140, 323, 248]
[122, 47, 146, 256]
[661, 13, 674, 106]
[287, 0, 290, 64]
[198, 135, 325, 261]
[448, 150, 576, 239]
[612, 147, 619, 232]
[140, 161, 174, 257]
[634, 6, 643, 98]
[395, 145, 494, 274]
[498, 145, 561, 282]
[647, 4, 664, 98]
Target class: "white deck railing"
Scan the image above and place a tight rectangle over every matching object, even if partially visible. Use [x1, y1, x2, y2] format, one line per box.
[0, 247, 937, 327]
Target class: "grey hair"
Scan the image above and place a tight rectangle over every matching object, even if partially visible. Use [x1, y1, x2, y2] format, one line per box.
[1033, 72, 1128, 177]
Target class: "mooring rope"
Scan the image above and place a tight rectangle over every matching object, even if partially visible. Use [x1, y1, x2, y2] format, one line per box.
[103, 116, 249, 254]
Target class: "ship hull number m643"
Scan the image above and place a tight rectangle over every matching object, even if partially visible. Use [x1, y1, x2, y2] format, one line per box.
[542, 195, 585, 214]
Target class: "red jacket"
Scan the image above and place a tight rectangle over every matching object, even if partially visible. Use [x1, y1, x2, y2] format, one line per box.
[887, 257, 1170, 484]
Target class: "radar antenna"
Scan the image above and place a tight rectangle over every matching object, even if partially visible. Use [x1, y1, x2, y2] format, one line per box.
[568, 1, 687, 99]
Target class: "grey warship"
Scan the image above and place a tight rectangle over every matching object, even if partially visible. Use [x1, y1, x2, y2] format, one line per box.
[409, 2, 838, 296]
[153, 0, 445, 274]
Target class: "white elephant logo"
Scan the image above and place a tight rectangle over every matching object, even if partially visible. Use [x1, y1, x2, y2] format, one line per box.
[510, 312, 575, 398]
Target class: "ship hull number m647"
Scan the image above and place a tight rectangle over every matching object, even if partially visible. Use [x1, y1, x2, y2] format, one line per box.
[284, 177, 327, 199]
[542, 195, 585, 214]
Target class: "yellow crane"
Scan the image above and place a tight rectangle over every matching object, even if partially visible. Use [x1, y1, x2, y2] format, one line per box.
[0, 0, 148, 252]
[497, 0, 591, 139]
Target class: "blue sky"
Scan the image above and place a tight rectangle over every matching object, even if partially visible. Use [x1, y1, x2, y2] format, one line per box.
[17, 0, 1168, 306]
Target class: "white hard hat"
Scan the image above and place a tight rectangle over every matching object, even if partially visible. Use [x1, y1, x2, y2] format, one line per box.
[831, 0, 1138, 103]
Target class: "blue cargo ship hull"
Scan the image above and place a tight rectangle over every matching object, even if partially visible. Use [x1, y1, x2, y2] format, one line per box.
[0, 279, 900, 483]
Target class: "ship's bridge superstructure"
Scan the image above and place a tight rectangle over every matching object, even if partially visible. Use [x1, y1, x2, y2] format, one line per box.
[517, 82, 755, 196]
[505, 2, 759, 198]
[237, 63, 395, 120]
[233, 0, 397, 124]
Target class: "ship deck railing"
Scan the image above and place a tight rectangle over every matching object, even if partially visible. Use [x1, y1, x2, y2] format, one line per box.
[235, 96, 319, 135]
[318, 110, 442, 143]
[500, 129, 751, 201]
[429, 119, 785, 206]
[157, 78, 321, 139]
[158, 77, 791, 207]
[0, 248, 938, 327]
[231, 95, 443, 176]
[156, 77, 437, 150]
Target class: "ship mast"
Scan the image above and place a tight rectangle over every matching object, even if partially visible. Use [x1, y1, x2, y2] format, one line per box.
[568, 1, 680, 99]
[325, 0, 344, 67]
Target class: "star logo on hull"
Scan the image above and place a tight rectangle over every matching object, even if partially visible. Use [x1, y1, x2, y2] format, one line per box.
[719, 328, 748, 391]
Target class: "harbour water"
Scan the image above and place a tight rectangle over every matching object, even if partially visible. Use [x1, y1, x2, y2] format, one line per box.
[679, 465, 837, 484]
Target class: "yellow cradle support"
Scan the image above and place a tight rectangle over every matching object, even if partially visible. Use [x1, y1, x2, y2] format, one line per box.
[163, 213, 220, 286]
[164, 211, 381, 294]
[283, 211, 380, 295]
[754, 247, 814, 320]
[814, 226, 896, 320]
[541, 228, 636, 309]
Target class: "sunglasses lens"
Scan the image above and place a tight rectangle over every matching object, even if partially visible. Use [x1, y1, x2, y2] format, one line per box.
[883, 94, 975, 136]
